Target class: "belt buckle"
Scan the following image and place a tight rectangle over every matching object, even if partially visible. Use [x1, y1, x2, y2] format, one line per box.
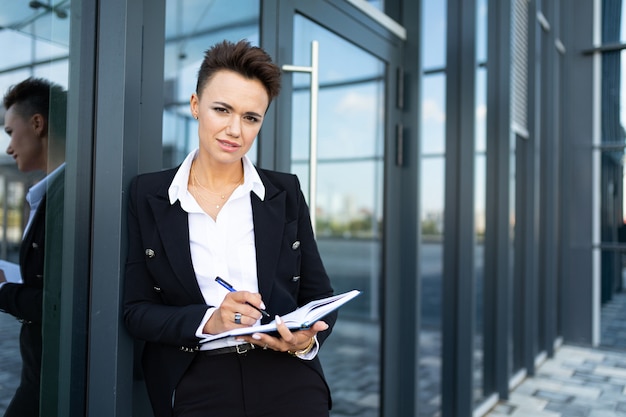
[236, 343, 254, 354]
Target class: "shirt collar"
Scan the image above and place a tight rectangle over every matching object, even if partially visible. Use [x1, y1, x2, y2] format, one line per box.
[242, 153, 265, 201]
[168, 149, 265, 205]
[26, 162, 66, 206]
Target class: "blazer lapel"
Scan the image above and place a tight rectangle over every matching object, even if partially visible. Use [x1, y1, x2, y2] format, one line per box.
[20, 194, 46, 275]
[147, 190, 204, 304]
[252, 172, 286, 303]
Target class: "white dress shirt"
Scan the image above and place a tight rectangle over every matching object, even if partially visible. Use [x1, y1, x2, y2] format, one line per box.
[168, 150, 264, 351]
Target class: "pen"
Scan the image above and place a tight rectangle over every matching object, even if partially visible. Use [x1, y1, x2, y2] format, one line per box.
[215, 276, 270, 318]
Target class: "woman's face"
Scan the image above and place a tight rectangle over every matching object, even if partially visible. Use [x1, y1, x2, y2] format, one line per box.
[4, 106, 47, 173]
[190, 69, 269, 167]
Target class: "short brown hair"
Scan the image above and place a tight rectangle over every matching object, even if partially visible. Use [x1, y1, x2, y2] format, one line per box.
[196, 40, 281, 102]
[3, 77, 67, 141]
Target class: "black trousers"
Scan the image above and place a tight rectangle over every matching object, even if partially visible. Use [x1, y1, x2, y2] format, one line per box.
[173, 348, 330, 417]
[4, 324, 41, 417]
[4, 382, 39, 417]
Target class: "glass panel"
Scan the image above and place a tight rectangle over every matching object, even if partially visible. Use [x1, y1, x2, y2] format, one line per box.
[290, 15, 384, 417]
[421, 73, 446, 155]
[162, 0, 260, 168]
[366, 0, 384, 12]
[422, 0, 447, 70]
[512, 135, 525, 372]
[474, 0, 488, 406]
[0, 2, 71, 413]
[600, 0, 626, 348]
[600, 147, 626, 348]
[419, 70, 446, 416]
[419, 156, 444, 417]
[508, 134, 517, 374]
[476, 0, 488, 64]
[599, 148, 625, 299]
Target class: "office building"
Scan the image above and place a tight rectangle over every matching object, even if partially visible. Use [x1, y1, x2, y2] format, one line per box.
[0, 0, 619, 416]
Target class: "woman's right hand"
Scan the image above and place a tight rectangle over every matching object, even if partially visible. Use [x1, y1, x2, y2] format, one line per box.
[203, 291, 264, 334]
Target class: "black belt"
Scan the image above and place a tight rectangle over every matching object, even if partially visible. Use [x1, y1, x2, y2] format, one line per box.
[203, 342, 256, 356]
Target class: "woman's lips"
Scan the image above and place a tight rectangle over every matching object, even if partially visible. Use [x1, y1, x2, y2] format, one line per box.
[217, 139, 240, 152]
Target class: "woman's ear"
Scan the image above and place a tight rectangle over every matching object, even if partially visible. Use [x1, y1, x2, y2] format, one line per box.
[190, 93, 199, 119]
[30, 113, 46, 137]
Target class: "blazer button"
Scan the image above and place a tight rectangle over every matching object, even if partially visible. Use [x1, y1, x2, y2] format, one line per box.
[145, 248, 155, 258]
[32, 242, 39, 249]
[291, 241, 300, 250]
[292, 276, 300, 282]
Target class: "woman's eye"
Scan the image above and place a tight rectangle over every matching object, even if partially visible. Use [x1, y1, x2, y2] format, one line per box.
[213, 107, 228, 113]
[244, 115, 259, 123]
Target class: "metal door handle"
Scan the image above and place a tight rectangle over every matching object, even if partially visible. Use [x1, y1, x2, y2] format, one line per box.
[282, 41, 319, 234]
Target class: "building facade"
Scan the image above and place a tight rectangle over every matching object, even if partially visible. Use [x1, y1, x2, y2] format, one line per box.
[0, 0, 618, 416]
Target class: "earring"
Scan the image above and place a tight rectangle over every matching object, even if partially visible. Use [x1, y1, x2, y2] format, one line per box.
[194, 114, 198, 120]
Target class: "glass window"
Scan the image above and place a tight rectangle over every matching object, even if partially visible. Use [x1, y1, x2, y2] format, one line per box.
[162, 0, 260, 168]
[421, 74, 446, 155]
[366, 0, 384, 11]
[599, 0, 626, 349]
[419, 1, 448, 405]
[421, 0, 447, 70]
[0, 2, 71, 414]
[474, 0, 488, 407]
[419, 72, 446, 417]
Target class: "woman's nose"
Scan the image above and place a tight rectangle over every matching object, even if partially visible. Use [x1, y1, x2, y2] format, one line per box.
[226, 117, 241, 137]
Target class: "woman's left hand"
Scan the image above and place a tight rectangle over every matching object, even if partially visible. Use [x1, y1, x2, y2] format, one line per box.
[241, 316, 329, 353]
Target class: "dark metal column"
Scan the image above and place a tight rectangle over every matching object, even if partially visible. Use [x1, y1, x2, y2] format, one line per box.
[441, 0, 477, 415]
[87, 0, 164, 415]
[559, 0, 596, 345]
[484, 0, 513, 400]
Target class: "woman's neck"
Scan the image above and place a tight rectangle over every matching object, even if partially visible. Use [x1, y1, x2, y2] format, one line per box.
[192, 157, 243, 189]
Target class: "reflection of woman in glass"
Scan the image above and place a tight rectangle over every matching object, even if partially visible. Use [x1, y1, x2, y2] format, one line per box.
[0, 77, 67, 417]
[124, 40, 336, 417]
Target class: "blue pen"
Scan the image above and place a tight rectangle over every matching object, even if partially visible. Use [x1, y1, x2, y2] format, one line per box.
[215, 276, 270, 317]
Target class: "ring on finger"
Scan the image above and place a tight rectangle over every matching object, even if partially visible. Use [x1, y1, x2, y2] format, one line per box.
[263, 343, 268, 350]
[234, 312, 242, 324]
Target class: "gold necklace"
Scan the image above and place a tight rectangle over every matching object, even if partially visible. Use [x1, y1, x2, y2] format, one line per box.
[190, 165, 243, 210]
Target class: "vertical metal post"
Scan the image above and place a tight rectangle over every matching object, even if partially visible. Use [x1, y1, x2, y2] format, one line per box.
[2, 177, 8, 260]
[442, 0, 477, 414]
[282, 40, 319, 233]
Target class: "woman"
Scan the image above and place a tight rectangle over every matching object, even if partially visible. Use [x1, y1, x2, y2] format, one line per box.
[0, 77, 67, 417]
[123, 40, 336, 417]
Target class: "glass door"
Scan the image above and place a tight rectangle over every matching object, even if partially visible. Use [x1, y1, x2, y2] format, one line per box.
[268, 2, 403, 415]
[289, 17, 384, 417]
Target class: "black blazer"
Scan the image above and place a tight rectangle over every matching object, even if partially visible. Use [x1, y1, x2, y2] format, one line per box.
[123, 165, 336, 416]
[0, 168, 65, 410]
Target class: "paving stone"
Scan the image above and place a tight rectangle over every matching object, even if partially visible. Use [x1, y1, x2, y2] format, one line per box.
[558, 384, 602, 399]
[573, 371, 611, 384]
[595, 365, 626, 379]
[543, 402, 590, 417]
[491, 403, 516, 414]
[533, 390, 574, 403]
[588, 410, 624, 417]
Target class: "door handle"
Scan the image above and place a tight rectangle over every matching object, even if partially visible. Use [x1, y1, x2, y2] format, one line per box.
[282, 41, 319, 235]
